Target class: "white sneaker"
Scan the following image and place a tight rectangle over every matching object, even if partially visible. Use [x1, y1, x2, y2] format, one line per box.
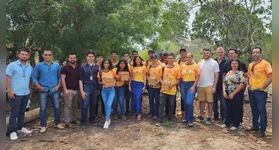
[230, 126, 238, 131]
[238, 123, 243, 129]
[103, 121, 110, 129]
[18, 127, 32, 134]
[10, 132, 18, 140]
[220, 124, 227, 128]
[108, 119, 111, 125]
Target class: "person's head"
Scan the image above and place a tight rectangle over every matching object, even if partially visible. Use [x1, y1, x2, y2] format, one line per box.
[86, 51, 95, 63]
[230, 59, 241, 71]
[179, 48, 187, 58]
[160, 51, 165, 59]
[18, 47, 30, 62]
[68, 52, 77, 65]
[163, 53, 168, 64]
[122, 52, 129, 62]
[111, 51, 118, 60]
[96, 54, 103, 64]
[116, 59, 129, 73]
[186, 52, 193, 64]
[251, 47, 262, 60]
[101, 59, 113, 70]
[167, 53, 175, 64]
[216, 47, 225, 58]
[150, 54, 158, 64]
[43, 50, 53, 62]
[133, 56, 143, 67]
[202, 48, 211, 60]
[132, 50, 138, 59]
[228, 48, 239, 60]
[148, 49, 155, 58]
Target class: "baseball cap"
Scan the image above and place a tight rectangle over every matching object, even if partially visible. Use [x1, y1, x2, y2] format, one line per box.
[148, 49, 155, 53]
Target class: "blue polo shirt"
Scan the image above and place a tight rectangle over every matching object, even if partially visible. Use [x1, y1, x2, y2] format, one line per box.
[6, 60, 33, 96]
[32, 61, 61, 93]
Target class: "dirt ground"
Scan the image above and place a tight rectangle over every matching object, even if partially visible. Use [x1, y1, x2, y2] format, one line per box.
[6, 93, 272, 150]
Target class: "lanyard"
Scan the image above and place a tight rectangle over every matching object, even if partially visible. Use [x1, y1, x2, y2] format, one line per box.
[88, 65, 95, 80]
[20, 64, 27, 78]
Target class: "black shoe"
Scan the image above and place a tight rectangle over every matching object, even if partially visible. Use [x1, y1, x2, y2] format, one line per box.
[25, 108, 30, 112]
[90, 120, 98, 125]
[188, 123, 194, 127]
[259, 131, 265, 138]
[196, 116, 204, 123]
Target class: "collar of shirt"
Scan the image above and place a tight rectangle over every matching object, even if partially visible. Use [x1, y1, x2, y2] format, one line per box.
[43, 61, 54, 65]
[215, 57, 227, 64]
[16, 60, 30, 67]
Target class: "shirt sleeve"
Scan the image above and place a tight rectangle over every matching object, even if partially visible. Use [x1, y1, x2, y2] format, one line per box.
[214, 61, 220, 72]
[6, 63, 14, 77]
[195, 65, 200, 76]
[265, 62, 272, 75]
[31, 64, 39, 83]
[79, 65, 85, 81]
[61, 66, 66, 75]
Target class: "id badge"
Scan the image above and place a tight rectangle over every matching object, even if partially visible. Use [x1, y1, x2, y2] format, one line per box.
[90, 76, 93, 80]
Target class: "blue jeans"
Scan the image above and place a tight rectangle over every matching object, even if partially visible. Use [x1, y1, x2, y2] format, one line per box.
[148, 87, 160, 117]
[213, 85, 226, 120]
[249, 90, 268, 132]
[102, 87, 115, 120]
[114, 85, 125, 116]
[180, 81, 197, 123]
[81, 84, 98, 124]
[9, 94, 29, 132]
[39, 91, 60, 127]
[131, 81, 144, 114]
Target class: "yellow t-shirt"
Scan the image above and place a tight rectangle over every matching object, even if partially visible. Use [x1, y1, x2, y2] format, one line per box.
[177, 59, 187, 66]
[248, 60, 272, 92]
[131, 66, 146, 83]
[161, 66, 181, 95]
[148, 65, 163, 89]
[97, 70, 117, 87]
[180, 63, 200, 82]
[112, 68, 126, 87]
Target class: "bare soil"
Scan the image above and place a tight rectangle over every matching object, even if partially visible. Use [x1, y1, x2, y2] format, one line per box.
[6, 93, 272, 150]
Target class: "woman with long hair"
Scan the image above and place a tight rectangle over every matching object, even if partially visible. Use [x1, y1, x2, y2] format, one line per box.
[129, 56, 146, 120]
[113, 59, 130, 120]
[97, 59, 117, 129]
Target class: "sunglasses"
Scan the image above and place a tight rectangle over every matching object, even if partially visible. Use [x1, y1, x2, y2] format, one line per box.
[44, 54, 52, 56]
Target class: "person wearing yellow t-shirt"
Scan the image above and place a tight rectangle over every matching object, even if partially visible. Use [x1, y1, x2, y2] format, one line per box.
[147, 54, 163, 120]
[180, 53, 200, 127]
[129, 56, 146, 120]
[112, 60, 130, 120]
[111, 51, 119, 68]
[247, 47, 272, 137]
[156, 53, 181, 126]
[97, 59, 118, 129]
[122, 52, 133, 113]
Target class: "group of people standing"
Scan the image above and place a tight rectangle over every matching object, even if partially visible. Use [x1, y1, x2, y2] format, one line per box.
[6, 46, 272, 141]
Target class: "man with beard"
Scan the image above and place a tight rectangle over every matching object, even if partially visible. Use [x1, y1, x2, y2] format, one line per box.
[61, 53, 80, 128]
[111, 51, 119, 68]
[6, 47, 33, 140]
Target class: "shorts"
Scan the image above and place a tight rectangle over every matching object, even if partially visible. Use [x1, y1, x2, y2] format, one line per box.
[197, 86, 213, 103]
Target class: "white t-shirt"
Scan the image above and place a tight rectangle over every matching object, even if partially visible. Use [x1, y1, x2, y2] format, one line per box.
[198, 58, 219, 87]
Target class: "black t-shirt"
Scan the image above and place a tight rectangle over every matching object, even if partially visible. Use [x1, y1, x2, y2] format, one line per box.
[223, 60, 248, 75]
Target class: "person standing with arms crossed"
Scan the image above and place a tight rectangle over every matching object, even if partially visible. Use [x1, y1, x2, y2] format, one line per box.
[196, 49, 219, 125]
[61, 53, 79, 128]
[32, 50, 64, 133]
[7, 48, 33, 140]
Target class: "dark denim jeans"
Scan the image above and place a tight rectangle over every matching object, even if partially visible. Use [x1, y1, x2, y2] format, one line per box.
[180, 81, 197, 123]
[81, 84, 98, 125]
[249, 90, 268, 132]
[9, 94, 30, 132]
[39, 91, 60, 127]
[148, 87, 160, 117]
[114, 85, 125, 116]
[213, 85, 226, 120]
[124, 85, 131, 112]
[159, 93, 176, 122]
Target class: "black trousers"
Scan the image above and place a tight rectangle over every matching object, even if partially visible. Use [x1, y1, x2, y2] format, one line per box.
[225, 92, 242, 127]
[159, 93, 176, 122]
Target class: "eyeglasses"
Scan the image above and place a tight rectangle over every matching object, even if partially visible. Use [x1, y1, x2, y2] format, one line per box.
[44, 54, 52, 56]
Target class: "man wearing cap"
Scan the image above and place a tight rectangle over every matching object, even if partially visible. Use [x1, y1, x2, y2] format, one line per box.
[177, 48, 187, 116]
